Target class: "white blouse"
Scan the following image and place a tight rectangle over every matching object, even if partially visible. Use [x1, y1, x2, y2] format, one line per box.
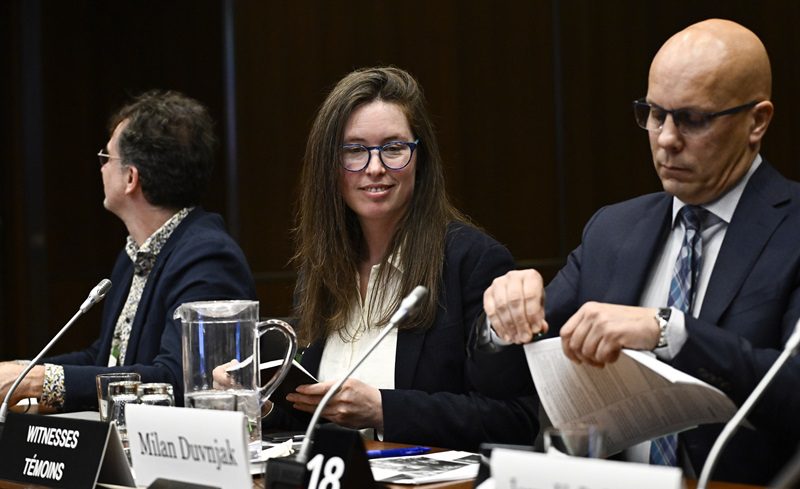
[318, 258, 402, 390]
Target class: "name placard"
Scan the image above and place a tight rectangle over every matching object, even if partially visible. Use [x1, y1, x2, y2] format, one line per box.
[0, 412, 134, 489]
[126, 404, 251, 489]
[491, 448, 682, 489]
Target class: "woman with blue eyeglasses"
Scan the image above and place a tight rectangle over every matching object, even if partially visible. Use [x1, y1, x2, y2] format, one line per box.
[264, 66, 539, 451]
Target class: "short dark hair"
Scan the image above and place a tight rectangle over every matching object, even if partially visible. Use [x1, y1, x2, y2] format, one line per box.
[109, 90, 217, 209]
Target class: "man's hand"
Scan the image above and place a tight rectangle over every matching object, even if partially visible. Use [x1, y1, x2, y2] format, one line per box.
[0, 362, 44, 406]
[483, 269, 549, 344]
[560, 302, 660, 367]
[285, 378, 383, 431]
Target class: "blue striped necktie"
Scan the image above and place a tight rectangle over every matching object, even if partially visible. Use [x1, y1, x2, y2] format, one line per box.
[650, 205, 705, 466]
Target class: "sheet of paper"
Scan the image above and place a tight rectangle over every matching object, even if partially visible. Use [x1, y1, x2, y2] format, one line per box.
[249, 439, 298, 475]
[370, 450, 479, 484]
[525, 338, 736, 455]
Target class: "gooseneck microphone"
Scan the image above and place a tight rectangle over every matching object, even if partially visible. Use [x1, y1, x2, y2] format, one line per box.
[696, 318, 800, 489]
[79, 279, 113, 314]
[296, 285, 429, 463]
[0, 279, 112, 424]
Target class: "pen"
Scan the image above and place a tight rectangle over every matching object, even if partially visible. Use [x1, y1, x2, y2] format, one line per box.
[366, 445, 431, 458]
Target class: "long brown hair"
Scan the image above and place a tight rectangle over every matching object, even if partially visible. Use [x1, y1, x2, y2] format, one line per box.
[293, 66, 468, 345]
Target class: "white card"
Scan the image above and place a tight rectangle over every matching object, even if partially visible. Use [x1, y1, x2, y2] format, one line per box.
[491, 448, 682, 489]
[126, 404, 251, 489]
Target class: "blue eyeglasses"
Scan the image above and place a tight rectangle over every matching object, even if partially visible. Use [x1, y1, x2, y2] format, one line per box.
[340, 140, 419, 172]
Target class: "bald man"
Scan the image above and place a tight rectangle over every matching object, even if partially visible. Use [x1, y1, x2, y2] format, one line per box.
[480, 19, 800, 485]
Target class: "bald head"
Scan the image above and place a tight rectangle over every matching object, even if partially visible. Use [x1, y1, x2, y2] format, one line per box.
[645, 19, 775, 205]
[650, 19, 771, 106]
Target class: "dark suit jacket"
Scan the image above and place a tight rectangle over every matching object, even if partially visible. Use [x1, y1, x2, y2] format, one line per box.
[545, 161, 800, 485]
[44, 209, 257, 411]
[269, 223, 539, 451]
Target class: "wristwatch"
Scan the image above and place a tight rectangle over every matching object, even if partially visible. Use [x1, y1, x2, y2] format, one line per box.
[475, 313, 511, 353]
[654, 307, 671, 348]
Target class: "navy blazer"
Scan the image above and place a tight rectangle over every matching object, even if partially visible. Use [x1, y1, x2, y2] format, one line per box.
[269, 223, 539, 451]
[545, 161, 800, 485]
[44, 209, 257, 411]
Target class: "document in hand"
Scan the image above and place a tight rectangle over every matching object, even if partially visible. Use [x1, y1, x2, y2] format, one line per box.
[524, 338, 737, 456]
[260, 359, 318, 410]
[257, 331, 318, 409]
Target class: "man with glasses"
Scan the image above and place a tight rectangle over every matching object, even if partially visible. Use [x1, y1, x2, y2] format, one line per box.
[0, 90, 256, 411]
[478, 19, 800, 485]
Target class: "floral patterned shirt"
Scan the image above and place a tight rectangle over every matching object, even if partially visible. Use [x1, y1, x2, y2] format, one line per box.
[40, 208, 192, 410]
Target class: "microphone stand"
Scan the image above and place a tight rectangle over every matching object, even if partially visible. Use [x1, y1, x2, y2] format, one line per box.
[696, 321, 800, 489]
[266, 286, 427, 488]
[296, 285, 428, 463]
[0, 309, 85, 424]
[0, 279, 112, 425]
[296, 317, 398, 463]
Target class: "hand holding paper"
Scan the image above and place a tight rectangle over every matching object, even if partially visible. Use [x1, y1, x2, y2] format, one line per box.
[560, 302, 661, 367]
[525, 338, 736, 456]
[287, 377, 383, 430]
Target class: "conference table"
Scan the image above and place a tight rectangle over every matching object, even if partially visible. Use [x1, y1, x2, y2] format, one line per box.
[354, 441, 762, 489]
[0, 442, 765, 489]
[0, 444, 768, 489]
[0, 405, 765, 489]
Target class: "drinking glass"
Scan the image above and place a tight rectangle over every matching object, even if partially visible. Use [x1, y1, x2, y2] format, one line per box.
[543, 424, 605, 458]
[137, 382, 175, 407]
[108, 380, 141, 456]
[96, 372, 140, 422]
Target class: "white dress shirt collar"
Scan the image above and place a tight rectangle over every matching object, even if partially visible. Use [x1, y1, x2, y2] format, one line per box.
[671, 154, 762, 225]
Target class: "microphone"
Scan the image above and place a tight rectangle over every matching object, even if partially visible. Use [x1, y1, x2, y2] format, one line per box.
[265, 286, 428, 487]
[79, 278, 113, 314]
[297, 285, 427, 462]
[0, 279, 112, 424]
[696, 318, 800, 489]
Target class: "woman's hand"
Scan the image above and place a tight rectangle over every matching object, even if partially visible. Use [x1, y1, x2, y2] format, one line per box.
[286, 378, 383, 431]
[211, 359, 244, 389]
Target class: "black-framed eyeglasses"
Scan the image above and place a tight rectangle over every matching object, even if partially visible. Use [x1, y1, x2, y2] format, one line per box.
[632, 99, 759, 136]
[340, 139, 419, 172]
[97, 148, 122, 167]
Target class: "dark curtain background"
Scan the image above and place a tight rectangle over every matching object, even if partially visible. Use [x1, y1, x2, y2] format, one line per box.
[2, 0, 799, 358]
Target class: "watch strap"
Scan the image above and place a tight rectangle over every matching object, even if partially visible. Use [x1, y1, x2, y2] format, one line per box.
[655, 307, 671, 348]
